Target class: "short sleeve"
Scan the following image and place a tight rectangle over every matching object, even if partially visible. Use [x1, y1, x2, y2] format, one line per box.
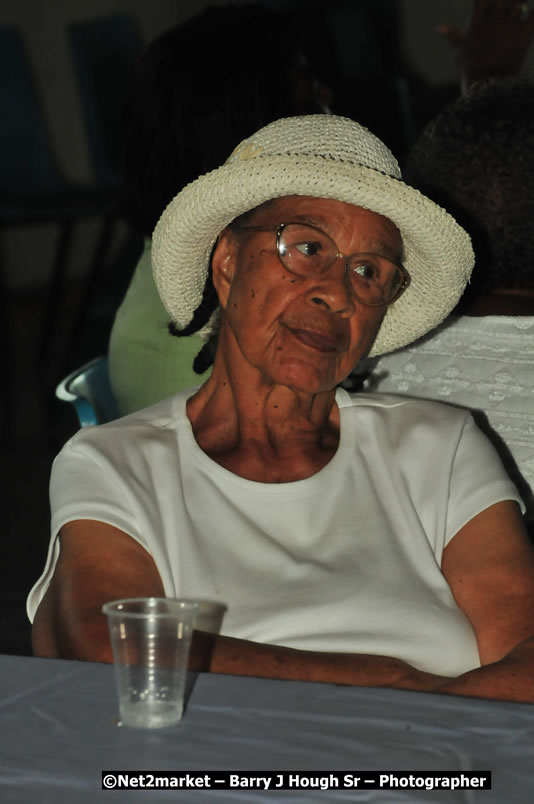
[445, 414, 525, 545]
[49, 440, 144, 543]
[26, 436, 149, 622]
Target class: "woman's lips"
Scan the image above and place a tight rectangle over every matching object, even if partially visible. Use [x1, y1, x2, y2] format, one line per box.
[289, 328, 342, 352]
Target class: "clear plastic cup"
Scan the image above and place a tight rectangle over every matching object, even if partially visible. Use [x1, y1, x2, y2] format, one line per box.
[183, 599, 227, 635]
[102, 597, 198, 729]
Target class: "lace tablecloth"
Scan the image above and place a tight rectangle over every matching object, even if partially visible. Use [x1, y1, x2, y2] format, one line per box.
[367, 315, 534, 521]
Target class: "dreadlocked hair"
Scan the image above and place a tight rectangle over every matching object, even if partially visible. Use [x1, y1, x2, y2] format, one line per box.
[168, 255, 220, 373]
[192, 333, 219, 374]
[168, 202, 278, 372]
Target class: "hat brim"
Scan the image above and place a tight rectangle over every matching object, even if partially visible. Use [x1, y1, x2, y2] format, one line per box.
[152, 154, 473, 357]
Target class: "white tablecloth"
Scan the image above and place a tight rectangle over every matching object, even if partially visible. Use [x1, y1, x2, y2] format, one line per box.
[0, 654, 532, 802]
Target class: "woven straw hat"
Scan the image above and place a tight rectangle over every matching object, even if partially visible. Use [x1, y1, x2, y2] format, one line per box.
[152, 114, 474, 357]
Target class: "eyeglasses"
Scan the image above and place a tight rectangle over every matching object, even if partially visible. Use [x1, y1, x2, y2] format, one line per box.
[238, 221, 410, 307]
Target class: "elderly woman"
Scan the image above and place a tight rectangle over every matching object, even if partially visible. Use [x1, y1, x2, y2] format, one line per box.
[29, 116, 534, 701]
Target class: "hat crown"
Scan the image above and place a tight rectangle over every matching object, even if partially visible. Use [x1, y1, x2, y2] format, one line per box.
[225, 114, 401, 179]
[154, 113, 473, 357]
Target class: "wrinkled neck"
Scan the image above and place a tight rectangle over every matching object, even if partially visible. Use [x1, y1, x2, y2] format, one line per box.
[185, 326, 341, 482]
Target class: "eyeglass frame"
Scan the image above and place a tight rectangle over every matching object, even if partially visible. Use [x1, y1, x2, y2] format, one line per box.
[235, 221, 411, 307]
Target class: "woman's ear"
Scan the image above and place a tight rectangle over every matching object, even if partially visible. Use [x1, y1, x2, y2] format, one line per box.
[211, 228, 238, 310]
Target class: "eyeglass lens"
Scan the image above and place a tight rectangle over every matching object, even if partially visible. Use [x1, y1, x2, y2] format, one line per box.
[278, 223, 405, 305]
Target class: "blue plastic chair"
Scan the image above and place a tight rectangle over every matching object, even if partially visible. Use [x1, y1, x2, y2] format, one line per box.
[55, 356, 119, 427]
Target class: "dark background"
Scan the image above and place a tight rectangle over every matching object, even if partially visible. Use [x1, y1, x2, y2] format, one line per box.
[2, 0, 532, 656]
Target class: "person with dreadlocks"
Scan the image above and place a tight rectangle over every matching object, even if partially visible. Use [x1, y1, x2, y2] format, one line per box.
[28, 113, 534, 702]
[108, 4, 331, 415]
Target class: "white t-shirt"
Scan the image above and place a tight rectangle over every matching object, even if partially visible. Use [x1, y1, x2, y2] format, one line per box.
[364, 315, 534, 522]
[27, 388, 523, 677]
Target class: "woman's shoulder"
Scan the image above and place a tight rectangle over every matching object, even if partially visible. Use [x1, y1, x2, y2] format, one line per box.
[59, 388, 196, 458]
[336, 386, 472, 427]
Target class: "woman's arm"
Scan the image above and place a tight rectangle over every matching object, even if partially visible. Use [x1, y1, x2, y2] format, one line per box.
[34, 504, 534, 702]
[437, 499, 534, 702]
[32, 520, 449, 691]
[189, 630, 450, 691]
[32, 520, 165, 662]
[192, 499, 534, 702]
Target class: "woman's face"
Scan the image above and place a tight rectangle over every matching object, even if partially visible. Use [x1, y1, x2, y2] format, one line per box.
[212, 195, 402, 394]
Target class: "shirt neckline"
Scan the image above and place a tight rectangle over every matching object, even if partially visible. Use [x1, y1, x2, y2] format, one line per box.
[173, 386, 356, 492]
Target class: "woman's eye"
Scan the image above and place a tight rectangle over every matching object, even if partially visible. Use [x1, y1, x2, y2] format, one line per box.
[295, 241, 321, 257]
[352, 261, 379, 281]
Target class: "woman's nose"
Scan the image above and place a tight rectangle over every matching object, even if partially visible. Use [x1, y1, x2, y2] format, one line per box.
[307, 260, 355, 316]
